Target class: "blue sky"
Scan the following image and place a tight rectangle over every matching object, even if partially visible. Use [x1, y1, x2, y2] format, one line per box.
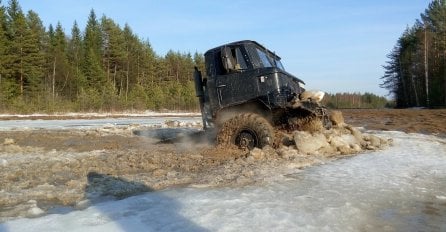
[18, 0, 431, 96]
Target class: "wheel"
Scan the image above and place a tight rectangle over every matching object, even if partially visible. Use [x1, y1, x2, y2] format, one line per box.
[217, 113, 274, 150]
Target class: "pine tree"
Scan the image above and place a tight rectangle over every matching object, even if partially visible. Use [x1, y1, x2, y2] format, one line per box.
[138, 40, 157, 88]
[6, 0, 28, 96]
[382, 0, 446, 107]
[100, 16, 125, 90]
[82, 9, 105, 91]
[381, 46, 405, 106]
[0, 0, 7, 82]
[68, 21, 85, 93]
[6, 0, 44, 99]
[122, 24, 136, 100]
[50, 22, 76, 100]
[421, 0, 446, 106]
[0, 0, 12, 108]
[24, 10, 45, 97]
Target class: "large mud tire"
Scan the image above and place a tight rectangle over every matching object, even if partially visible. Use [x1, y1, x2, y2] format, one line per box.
[217, 113, 274, 150]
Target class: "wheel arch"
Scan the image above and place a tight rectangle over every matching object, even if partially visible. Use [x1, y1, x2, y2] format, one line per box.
[214, 100, 272, 126]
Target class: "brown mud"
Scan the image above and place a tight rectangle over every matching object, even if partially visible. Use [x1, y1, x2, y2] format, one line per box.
[341, 109, 446, 137]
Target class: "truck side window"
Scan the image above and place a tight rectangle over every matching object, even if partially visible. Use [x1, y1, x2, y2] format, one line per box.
[234, 47, 247, 70]
[222, 46, 248, 74]
[256, 48, 273, 68]
[222, 47, 236, 73]
[210, 51, 225, 76]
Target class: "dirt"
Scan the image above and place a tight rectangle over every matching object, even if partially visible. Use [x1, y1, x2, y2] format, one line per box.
[0, 109, 442, 221]
[341, 109, 446, 137]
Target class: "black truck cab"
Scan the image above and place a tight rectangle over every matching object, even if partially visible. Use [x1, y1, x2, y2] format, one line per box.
[203, 41, 306, 119]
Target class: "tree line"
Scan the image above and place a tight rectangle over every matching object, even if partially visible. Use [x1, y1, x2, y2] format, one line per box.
[0, 0, 204, 113]
[322, 92, 390, 109]
[381, 0, 446, 108]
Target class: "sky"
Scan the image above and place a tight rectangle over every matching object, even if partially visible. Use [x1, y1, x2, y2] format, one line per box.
[16, 0, 432, 96]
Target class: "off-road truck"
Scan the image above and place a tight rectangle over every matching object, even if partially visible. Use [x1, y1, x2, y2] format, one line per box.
[194, 40, 330, 149]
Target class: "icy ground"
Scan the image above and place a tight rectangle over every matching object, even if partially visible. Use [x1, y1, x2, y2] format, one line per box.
[0, 116, 201, 130]
[1, 131, 445, 232]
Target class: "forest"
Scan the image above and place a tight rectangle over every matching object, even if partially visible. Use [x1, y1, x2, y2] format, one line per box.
[0, 0, 205, 113]
[0, 0, 389, 113]
[381, 0, 446, 108]
[322, 93, 390, 109]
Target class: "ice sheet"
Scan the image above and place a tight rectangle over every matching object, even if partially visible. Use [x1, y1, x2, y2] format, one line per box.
[0, 117, 201, 131]
[1, 131, 445, 232]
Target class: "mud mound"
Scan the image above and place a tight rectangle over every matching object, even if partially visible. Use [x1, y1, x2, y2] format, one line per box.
[329, 110, 345, 126]
[288, 116, 324, 133]
[292, 125, 389, 155]
[286, 110, 390, 155]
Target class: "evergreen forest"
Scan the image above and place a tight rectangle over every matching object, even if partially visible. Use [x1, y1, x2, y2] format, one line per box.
[381, 0, 446, 108]
[322, 93, 390, 109]
[0, 0, 205, 113]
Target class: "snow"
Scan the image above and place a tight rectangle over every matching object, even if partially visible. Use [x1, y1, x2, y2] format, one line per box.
[1, 131, 445, 231]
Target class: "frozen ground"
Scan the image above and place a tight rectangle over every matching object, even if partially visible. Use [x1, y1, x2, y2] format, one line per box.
[0, 116, 201, 130]
[0, 112, 201, 119]
[1, 131, 445, 232]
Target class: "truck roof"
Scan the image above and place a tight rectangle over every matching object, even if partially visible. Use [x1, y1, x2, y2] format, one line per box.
[205, 40, 281, 60]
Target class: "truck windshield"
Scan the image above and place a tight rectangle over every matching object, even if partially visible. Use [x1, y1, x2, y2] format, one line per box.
[275, 59, 284, 70]
[256, 48, 285, 71]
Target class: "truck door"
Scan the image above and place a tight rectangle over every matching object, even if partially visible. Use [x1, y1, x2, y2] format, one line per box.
[215, 46, 258, 106]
